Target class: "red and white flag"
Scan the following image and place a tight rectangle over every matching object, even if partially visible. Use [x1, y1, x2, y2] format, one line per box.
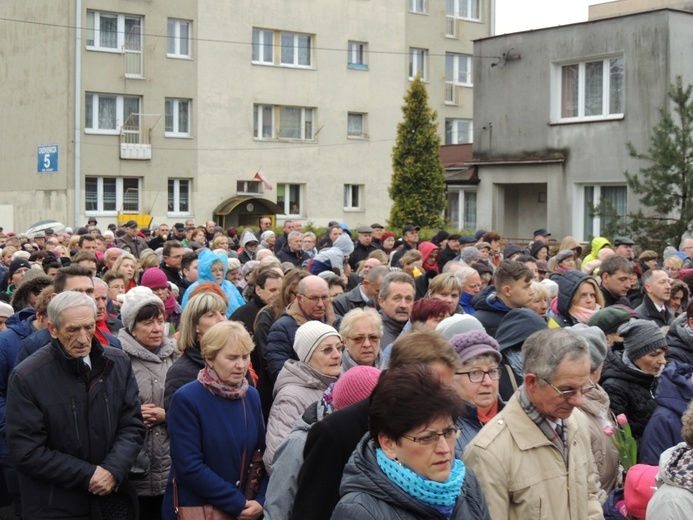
[254, 170, 272, 190]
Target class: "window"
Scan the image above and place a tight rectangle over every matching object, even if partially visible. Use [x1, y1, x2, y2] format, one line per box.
[168, 179, 191, 214]
[167, 19, 191, 58]
[165, 98, 191, 137]
[347, 113, 368, 138]
[85, 93, 140, 135]
[445, 53, 472, 103]
[447, 0, 481, 21]
[237, 181, 263, 194]
[556, 56, 624, 122]
[277, 184, 303, 216]
[252, 29, 274, 64]
[409, 0, 428, 14]
[447, 189, 477, 230]
[409, 48, 427, 80]
[582, 185, 627, 240]
[445, 119, 473, 145]
[348, 41, 368, 70]
[280, 32, 312, 67]
[87, 11, 141, 52]
[344, 185, 364, 210]
[254, 105, 314, 141]
[85, 177, 140, 214]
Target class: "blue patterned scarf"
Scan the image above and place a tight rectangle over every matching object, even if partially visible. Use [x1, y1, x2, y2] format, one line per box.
[376, 448, 465, 518]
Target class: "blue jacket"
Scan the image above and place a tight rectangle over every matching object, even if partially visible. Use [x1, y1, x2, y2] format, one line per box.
[639, 361, 693, 465]
[265, 310, 302, 383]
[0, 308, 37, 461]
[15, 327, 122, 366]
[471, 286, 510, 337]
[162, 381, 267, 519]
[454, 399, 505, 459]
[180, 249, 245, 318]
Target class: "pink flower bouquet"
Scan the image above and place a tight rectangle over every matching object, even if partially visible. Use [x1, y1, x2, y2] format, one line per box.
[602, 414, 637, 471]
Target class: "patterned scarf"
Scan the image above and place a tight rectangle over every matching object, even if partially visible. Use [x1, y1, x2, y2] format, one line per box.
[664, 443, 693, 490]
[517, 385, 567, 462]
[197, 366, 248, 400]
[376, 448, 465, 518]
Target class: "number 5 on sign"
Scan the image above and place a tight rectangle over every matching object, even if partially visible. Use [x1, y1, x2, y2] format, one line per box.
[37, 145, 58, 173]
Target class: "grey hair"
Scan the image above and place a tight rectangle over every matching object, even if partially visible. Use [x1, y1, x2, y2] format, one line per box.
[287, 231, 303, 241]
[378, 272, 415, 300]
[442, 260, 467, 274]
[453, 266, 478, 286]
[340, 308, 384, 339]
[365, 265, 390, 284]
[679, 238, 693, 251]
[522, 328, 589, 382]
[641, 267, 665, 288]
[93, 277, 108, 290]
[47, 291, 96, 329]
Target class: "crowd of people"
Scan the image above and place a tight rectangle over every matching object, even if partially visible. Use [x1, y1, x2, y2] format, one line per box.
[0, 218, 692, 519]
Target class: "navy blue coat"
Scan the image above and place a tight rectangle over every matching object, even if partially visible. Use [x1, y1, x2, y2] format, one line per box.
[265, 312, 301, 383]
[639, 361, 693, 465]
[162, 381, 267, 519]
[471, 286, 510, 338]
[0, 309, 36, 462]
[15, 327, 121, 366]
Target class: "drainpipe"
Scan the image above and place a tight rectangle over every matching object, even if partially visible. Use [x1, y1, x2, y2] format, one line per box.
[74, 0, 82, 228]
[489, 0, 496, 35]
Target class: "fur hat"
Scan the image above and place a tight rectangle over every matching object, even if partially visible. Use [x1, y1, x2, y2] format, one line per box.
[332, 366, 380, 410]
[120, 286, 163, 331]
[293, 321, 341, 363]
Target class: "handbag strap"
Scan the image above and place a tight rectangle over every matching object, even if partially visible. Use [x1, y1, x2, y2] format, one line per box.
[505, 364, 519, 392]
[237, 397, 248, 490]
[173, 471, 180, 514]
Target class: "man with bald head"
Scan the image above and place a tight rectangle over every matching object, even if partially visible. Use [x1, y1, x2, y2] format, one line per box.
[265, 275, 339, 382]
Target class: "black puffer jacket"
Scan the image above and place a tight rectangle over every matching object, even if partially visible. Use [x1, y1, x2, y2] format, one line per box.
[599, 347, 658, 440]
[6, 338, 144, 520]
[333, 434, 490, 520]
[665, 319, 693, 365]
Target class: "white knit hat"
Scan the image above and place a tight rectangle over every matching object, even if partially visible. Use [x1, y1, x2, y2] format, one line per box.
[0, 301, 14, 319]
[120, 286, 163, 331]
[293, 321, 341, 362]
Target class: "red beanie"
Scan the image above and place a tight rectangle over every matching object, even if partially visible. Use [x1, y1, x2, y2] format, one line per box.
[624, 464, 658, 518]
[141, 267, 168, 290]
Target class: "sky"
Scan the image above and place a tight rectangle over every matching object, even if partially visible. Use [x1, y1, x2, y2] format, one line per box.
[495, 0, 614, 34]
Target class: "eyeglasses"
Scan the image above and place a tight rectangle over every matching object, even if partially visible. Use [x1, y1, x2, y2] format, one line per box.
[317, 343, 344, 356]
[542, 378, 596, 399]
[401, 427, 461, 446]
[456, 368, 501, 383]
[300, 294, 331, 303]
[348, 335, 381, 345]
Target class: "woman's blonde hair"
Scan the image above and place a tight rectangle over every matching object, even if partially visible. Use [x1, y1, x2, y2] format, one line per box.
[340, 308, 383, 340]
[139, 249, 159, 270]
[113, 252, 139, 282]
[201, 320, 255, 360]
[572, 278, 605, 308]
[664, 255, 683, 269]
[178, 292, 228, 350]
[428, 272, 462, 296]
[531, 281, 548, 300]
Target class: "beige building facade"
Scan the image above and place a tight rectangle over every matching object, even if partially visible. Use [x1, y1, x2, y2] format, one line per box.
[1, 0, 490, 232]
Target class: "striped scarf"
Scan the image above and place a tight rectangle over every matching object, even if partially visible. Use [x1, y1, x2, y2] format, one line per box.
[517, 385, 567, 462]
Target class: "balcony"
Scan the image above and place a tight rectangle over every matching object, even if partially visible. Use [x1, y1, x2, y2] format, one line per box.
[120, 113, 154, 160]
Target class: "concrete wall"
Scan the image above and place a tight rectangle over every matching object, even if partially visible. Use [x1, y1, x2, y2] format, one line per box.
[473, 10, 693, 240]
[589, 0, 693, 19]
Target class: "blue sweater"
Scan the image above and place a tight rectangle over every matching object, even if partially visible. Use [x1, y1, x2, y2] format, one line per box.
[162, 381, 267, 519]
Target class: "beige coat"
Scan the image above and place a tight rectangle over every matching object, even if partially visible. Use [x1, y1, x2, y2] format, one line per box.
[580, 384, 621, 502]
[119, 330, 179, 496]
[463, 393, 604, 520]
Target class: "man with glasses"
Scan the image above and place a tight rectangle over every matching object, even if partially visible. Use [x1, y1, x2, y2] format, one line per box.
[265, 276, 339, 383]
[464, 328, 603, 520]
[332, 266, 388, 318]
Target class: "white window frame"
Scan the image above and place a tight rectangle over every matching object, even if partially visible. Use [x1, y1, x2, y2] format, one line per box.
[86, 11, 142, 53]
[237, 181, 263, 195]
[254, 104, 315, 141]
[280, 31, 313, 68]
[168, 178, 191, 215]
[447, 188, 477, 231]
[553, 56, 625, 123]
[576, 184, 628, 242]
[409, 48, 428, 81]
[409, 0, 428, 14]
[446, 53, 473, 86]
[347, 112, 368, 138]
[277, 183, 304, 217]
[348, 41, 368, 70]
[85, 93, 141, 135]
[445, 118, 473, 145]
[165, 98, 191, 137]
[252, 29, 275, 64]
[343, 184, 364, 211]
[85, 177, 141, 216]
[167, 19, 191, 58]
[447, 0, 481, 22]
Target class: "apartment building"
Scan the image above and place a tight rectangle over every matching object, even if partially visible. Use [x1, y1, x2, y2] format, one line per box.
[0, 1, 490, 231]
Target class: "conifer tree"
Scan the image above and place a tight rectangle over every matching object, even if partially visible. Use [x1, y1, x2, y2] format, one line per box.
[389, 75, 445, 229]
[620, 76, 693, 248]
